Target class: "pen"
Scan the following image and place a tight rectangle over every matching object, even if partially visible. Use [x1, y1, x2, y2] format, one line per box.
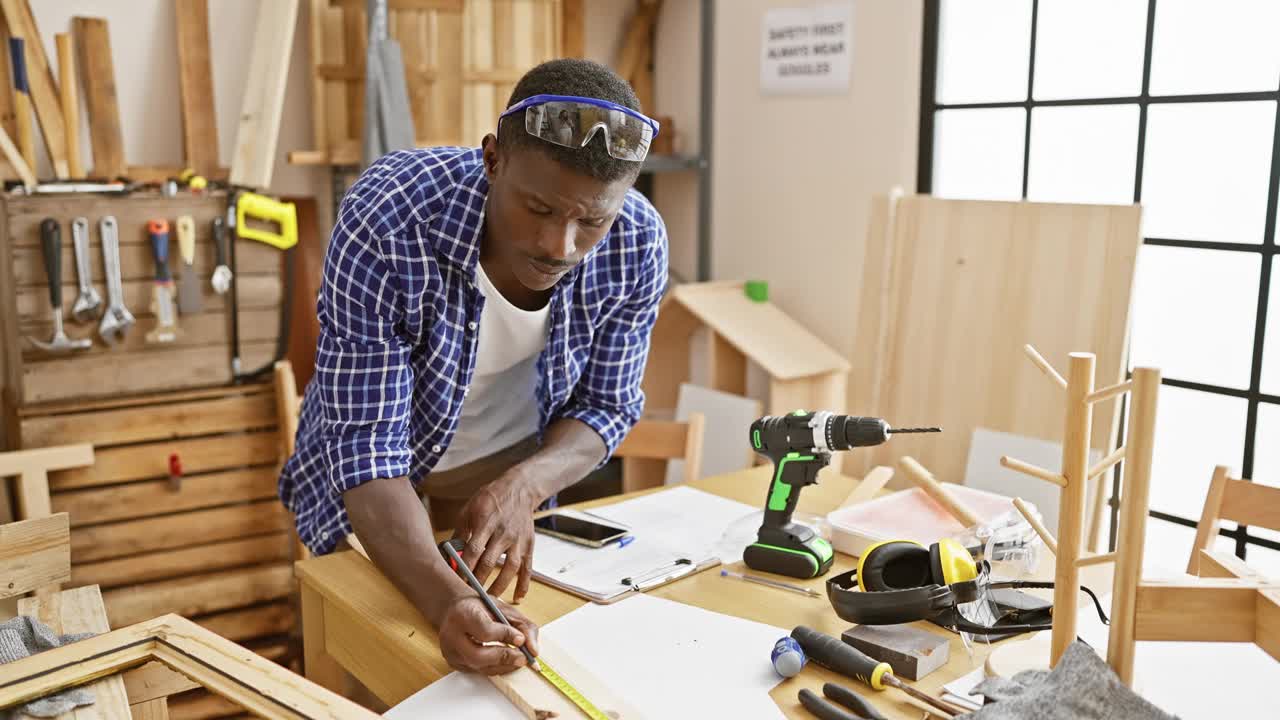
[721, 569, 822, 598]
[439, 539, 540, 670]
[557, 534, 635, 573]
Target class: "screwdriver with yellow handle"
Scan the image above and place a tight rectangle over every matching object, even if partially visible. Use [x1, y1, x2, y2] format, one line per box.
[791, 626, 964, 718]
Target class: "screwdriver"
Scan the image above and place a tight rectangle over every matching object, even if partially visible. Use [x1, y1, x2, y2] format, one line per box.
[791, 626, 963, 718]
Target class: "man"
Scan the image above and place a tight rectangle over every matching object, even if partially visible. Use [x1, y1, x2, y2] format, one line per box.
[278, 58, 667, 676]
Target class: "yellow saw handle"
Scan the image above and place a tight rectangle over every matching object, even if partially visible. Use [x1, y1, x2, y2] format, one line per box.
[236, 192, 298, 250]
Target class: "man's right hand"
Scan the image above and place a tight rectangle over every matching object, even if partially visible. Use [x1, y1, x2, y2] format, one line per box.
[437, 593, 541, 675]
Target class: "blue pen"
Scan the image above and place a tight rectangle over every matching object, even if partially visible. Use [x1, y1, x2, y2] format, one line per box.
[557, 534, 634, 573]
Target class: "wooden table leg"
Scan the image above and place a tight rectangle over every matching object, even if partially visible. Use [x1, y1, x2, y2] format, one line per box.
[300, 579, 347, 693]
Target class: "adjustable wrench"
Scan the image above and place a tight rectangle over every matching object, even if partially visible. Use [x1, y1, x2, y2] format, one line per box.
[98, 216, 135, 344]
[70, 217, 102, 322]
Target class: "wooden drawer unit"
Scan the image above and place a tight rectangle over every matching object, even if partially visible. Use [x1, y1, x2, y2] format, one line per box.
[13, 382, 297, 660]
[0, 191, 284, 406]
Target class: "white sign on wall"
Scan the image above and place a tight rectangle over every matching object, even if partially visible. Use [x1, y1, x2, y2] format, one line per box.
[760, 1, 854, 95]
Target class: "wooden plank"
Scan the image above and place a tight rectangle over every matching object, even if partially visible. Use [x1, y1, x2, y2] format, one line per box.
[16, 274, 281, 322]
[0, 443, 93, 476]
[706, 331, 746, 396]
[1259, 589, 1280, 663]
[396, 11, 430, 141]
[20, 340, 277, 405]
[19, 390, 276, 448]
[432, 4, 463, 145]
[51, 430, 278, 490]
[175, 0, 220, 177]
[283, 196, 323, 394]
[11, 234, 280, 285]
[462, 0, 495, 146]
[195, 601, 294, 644]
[342, 3, 366, 145]
[849, 196, 1142, 483]
[1218, 476, 1280, 534]
[321, 4, 349, 152]
[126, 164, 229, 184]
[17, 585, 132, 720]
[53, 466, 279, 527]
[1196, 549, 1264, 580]
[71, 17, 126, 178]
[307, 0, 327, 153]
[1133, 579, 1271, 643]
[167, 691, 243, 720]
[21, 308, 278, 363]
[0, 513, 69, 599]
[17, 379, 269, 417]
[72, 533, 292, 590]
[615, 419, 691, 461]
[0, 125, 34, 187]
[302, 584, 347, 694]
[102, 563, 294, 628]
[229, 0, 299, 190]
[560, 0, 584, 57]
[131, 699, 171, 720]
[0, 9, 16, 150]
[331, 0, 462, 8]
[124, 662, 201, 705]
[70, 500, 290, 563]
[56, 33, 84, 178]
[0, 0, 69, 178]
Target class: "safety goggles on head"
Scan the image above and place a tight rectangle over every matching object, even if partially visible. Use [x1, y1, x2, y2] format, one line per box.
[499, 93, 660, 162]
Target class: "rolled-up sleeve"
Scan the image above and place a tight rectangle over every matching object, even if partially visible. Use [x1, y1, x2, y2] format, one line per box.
[555, 220, 669, 459]
[313, 199, 414, 495]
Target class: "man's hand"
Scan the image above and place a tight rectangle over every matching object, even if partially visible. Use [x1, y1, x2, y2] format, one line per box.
[455, 476, 540, 601]
[438, 593, 541, 675]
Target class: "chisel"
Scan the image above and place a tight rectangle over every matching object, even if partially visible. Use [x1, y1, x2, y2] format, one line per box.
[145, 219, 179, 344]
[176, 214, 202, 313]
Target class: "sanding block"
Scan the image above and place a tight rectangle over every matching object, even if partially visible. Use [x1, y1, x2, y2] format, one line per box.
[841, 624, 950, 681]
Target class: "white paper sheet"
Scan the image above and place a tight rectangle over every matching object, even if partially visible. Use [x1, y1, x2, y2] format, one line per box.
[585, 485, 759, 563]
[386, 595, 788, 720]
[941, 667, 985, 711]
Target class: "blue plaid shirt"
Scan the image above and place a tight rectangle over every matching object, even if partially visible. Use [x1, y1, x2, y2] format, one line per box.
[279, 147, 668, 555]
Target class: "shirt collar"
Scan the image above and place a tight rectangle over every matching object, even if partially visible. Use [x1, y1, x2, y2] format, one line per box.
[435, 159, 489, 270]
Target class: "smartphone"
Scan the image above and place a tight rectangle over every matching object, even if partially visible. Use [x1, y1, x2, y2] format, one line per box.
[534, 513, 630, 548]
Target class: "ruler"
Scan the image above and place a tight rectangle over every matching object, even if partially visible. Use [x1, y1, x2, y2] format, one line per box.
[536, 660, 610, 720]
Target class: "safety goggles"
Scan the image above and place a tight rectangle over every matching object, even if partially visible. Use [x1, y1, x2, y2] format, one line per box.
[499, 93, 660, 162]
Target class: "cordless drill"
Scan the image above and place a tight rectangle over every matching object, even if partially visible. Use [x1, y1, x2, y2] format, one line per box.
[745, 411, 940, 579]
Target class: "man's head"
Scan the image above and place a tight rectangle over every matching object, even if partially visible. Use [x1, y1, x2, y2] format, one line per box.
[481, 59, 646, 294]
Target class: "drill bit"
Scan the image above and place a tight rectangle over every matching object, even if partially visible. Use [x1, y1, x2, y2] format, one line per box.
[888, 427, 942, 434]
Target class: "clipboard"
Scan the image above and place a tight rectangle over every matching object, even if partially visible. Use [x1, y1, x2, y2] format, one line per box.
[532, 555, 722, 605]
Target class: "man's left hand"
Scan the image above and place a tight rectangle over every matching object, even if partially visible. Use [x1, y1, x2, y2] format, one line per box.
[454, 475, 541, 602]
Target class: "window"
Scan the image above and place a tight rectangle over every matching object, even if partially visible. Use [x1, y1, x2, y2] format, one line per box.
[919, 0, 1280, 570]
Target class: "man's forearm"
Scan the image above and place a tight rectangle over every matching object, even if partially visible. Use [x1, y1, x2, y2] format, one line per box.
[509, 418, 608, 506]
[344, 476, 471, 625]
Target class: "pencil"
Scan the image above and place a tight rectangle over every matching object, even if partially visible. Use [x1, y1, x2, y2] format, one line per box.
[440, 539, 540, 669]
[721, 569, 821, 598]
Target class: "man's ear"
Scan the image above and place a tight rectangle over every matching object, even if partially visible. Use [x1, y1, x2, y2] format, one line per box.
[481, 134, 500, 178]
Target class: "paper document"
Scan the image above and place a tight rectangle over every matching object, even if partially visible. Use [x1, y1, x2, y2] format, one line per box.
[387, 594, 788, 720]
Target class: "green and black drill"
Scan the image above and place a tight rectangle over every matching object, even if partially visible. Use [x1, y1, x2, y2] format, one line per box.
[745, 411, 940, 579]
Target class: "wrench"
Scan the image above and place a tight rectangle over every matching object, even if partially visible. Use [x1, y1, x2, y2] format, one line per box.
[70, 217, 102, 322]
[98, 216, 136, 344]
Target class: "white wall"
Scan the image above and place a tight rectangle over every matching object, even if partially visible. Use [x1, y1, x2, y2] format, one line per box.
[711, 0, 923, 389]
[28, 0, 321, 198]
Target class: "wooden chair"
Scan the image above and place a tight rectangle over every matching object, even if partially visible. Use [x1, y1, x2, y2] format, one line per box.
[0, 444, 94, 520]
[616, 413, 706, 493]
[1188, 465, 1280, 576]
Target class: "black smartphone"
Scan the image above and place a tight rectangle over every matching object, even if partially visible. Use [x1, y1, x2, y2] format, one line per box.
[534, 513, 630, 548]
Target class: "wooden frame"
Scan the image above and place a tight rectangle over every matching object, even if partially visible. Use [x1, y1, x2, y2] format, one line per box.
[1187, 464, 1280, 575]
[616, 412, 706, 492]
[0, 613, 379, 720]
[0, 444, 93, 520]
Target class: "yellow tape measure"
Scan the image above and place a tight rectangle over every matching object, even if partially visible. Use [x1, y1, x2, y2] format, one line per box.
[536, 660, 610, 720]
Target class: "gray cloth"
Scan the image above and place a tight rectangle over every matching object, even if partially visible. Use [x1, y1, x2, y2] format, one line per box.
[966, 640, 1179, 720]
[0, 615, 96, 718]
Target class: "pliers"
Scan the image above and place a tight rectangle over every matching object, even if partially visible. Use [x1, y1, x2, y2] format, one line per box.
[799, 683, 889, 720]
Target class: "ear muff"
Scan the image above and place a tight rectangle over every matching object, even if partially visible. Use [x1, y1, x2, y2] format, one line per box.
[930, 538, 978, 585]
[856, 540, 931, 591]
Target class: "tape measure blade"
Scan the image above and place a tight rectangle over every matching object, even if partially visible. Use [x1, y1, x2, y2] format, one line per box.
[537, 660, 611, 720]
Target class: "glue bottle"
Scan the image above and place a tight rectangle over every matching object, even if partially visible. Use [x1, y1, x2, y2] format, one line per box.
[771, 636, 807, 678]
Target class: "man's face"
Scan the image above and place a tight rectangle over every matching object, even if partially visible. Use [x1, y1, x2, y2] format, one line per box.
[482, 136, 632, 293]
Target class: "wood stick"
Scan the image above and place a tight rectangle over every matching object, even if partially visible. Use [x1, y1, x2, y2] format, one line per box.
[55, 33, 83, 178]
[1024, 343, 1067, 389]
[1076, 551, 1116, 567]
[999, 455, 1067, 487]
[175, 0, 220, 177]
[1051, 353, 1095, 667]
[899, 456, 983, 527]
[1088, 446, 1125, 479]
[840, 465, 894, 508]
[0, 123, 35, 187]
[1107, 366, 1160, 685]
[1187, 466, 1231, 575]
[1085, 380, 1132, 405]
[1013, 497, 1057, 555]
[0, 0, 69, 177]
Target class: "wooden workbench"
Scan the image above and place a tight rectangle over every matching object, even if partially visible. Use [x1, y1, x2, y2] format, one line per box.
[295, 465, 1098, 719]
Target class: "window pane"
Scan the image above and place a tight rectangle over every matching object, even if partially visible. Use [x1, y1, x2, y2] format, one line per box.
[1145, 385, 1247, 519]
[1141, 102, 1275, 244]
[1026, 105, 1139, 204]
[1033, 0, 1147, 100]
[1150, 0, 1280, 95]
[932, 108, 1026, 201]
[1243, 541, 1280, 578]
[1141, 518, 1198, 576]
[936, 0, 1031, 104]
[1253, 402, 1280, 485]
[1129, 246, 1259, 388]
[1263, 259, 1280, 394]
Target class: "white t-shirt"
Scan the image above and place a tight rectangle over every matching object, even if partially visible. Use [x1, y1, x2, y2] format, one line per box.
[432, 261, 551, 472]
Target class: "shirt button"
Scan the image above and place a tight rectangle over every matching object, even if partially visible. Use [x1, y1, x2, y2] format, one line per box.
[467, 321, 477, 331]
[432, 444, 442, 453]
[321, 531, 329, 539]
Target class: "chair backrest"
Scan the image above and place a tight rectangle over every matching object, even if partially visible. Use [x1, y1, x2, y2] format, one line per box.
[0, 444, 94, 520]
[1188, 465, 1280, 575]
[614, 413, 706, 491]
[0, 513, 70, 599]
